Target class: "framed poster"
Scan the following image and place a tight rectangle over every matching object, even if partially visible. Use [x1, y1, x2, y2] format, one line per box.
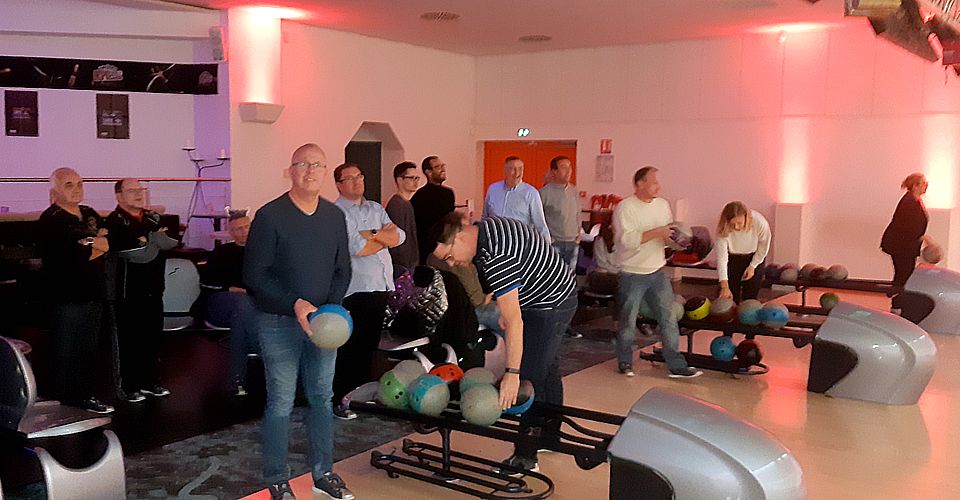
[96, 93, 129, 139]
[595, 154, 614, 183]
[5, 90, 38, 137]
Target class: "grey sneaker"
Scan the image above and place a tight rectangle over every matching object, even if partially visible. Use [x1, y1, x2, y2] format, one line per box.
[494, 455, 540, 478]
[618, 362, 635, 377]
[267, 480, 294, 500]
[313, 472, 354, 499]
[333, 406, 358, 420]
[122, 391, 146, 403]
[669, 367, 703, 380]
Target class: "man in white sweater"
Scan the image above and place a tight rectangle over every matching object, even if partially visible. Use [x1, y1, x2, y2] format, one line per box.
[612, 166, 702, 379]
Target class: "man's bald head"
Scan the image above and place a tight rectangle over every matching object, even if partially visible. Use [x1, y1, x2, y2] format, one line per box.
[291, 143, 325, 165]
[49, 167, 84, 208]
[288, 143, 328, 196]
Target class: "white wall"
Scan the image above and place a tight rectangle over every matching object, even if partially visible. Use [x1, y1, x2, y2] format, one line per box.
[474, 25, 960, 279]
[229, 22, 477, 212]
[0, 0, 225, 227]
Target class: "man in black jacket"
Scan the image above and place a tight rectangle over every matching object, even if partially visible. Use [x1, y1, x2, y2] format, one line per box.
[105, 178, 172, 403]
[37, 167, 114, 414]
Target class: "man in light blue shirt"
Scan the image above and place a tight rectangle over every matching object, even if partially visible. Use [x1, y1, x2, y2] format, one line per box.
[483, 156, 551, 241]
[332, 162, 404, 419]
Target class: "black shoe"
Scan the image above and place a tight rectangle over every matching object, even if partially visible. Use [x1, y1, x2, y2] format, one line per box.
[79, 397, 115, 414]
[668, 367, 703, 380]
[313, 471, 354, 499]
[618, 362, 635, 377]
[565, 328, 583, 339]
[494, 455, 539, 478]
[141, 385, 171, 397]
[122, 391, 146, 403]
[333, 406, 358, 420]
[268, 480, 295, 500]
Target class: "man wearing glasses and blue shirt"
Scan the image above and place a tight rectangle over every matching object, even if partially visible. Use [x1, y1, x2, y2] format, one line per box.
[332, 162, 404, 420]
[244, 144, 354, 500]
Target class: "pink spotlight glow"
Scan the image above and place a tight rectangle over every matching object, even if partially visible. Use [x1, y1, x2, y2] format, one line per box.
[245, 6, 307, 20]
[778, 118, 810, 204]
[752, 23, 832, 34]
[922, 116, 957, 209]
[230, 7, 282, 104]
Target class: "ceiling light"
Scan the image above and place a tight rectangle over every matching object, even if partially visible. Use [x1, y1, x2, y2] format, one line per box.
[245, 6, 307, 20]
[420, 11, 460, 21]
[519, 34, 552, 42]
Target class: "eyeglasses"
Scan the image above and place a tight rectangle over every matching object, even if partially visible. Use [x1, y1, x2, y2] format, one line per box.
[401, 175, 421, 182]
[337, 174, 364, 183]
[122, 188, 147, 194]
[291, 161, 326, 172]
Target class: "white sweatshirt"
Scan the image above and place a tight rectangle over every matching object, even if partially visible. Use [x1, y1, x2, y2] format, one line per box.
[715, 210, 771, 281]
[613, 196, 672, 275]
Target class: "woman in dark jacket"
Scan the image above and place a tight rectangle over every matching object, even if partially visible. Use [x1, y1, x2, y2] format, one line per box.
[880, 173, 929, 295]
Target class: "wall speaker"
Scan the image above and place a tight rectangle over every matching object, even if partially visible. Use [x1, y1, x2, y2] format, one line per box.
[209, 26, 226, 62]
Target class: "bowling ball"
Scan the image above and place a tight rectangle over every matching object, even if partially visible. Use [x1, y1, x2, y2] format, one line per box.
[759, 303, 790, 329]
[459, 367, 497, 394]
[799, 264, 819, 280]
[307, 304, 353, 349]
[809, 266, 829, 280]
[429, 363, 464, 383]
[639, 299, 656, 319]
[779, 268, 799, 281]
[922, 243, 943, 264]
[710, 335, 736, 361]
[671, 301, 685, 322]
[735, 339, 763, 368]
[738, 299, 763, 325]
[826, 264, 848, 280]
[503, 380, 535, 416]
[764, 264, 783, 280]
[667, 222, 693, 251]
[684, 296, 711, 321]
[378, 370, 409, 409]
[780, 262, 797, 271]
[460, 384, 501, 426]
[819, 292, 840, 311]
[392, 359, 426, 385]
[408, 374, 450, 417]
[709, 297, 737, 322]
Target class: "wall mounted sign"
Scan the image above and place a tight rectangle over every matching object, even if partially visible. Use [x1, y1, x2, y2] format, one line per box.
[4, 90, 38, 137]
[96, 93, 129, 139]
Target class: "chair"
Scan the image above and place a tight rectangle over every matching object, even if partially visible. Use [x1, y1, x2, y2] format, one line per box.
[0, 336, 125, 499]
[162, 258, 201, 331]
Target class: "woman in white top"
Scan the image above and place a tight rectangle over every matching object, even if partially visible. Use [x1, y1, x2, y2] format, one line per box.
[715, 202, 771, 302]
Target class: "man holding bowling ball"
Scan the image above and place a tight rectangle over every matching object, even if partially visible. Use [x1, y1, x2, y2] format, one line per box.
[243, 143, 354, 500]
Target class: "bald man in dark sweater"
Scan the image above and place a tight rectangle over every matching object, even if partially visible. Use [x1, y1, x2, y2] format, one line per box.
[243, 144, 354, 500]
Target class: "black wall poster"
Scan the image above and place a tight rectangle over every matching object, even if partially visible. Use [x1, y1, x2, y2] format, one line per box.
[4, 90, 38, 137]
[96, 93, 129, 139]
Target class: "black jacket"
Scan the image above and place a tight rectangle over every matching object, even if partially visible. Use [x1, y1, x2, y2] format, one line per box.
[37, 204, 107, 303]
[881, 193, 928, 257]
[104, 206, 166, 298]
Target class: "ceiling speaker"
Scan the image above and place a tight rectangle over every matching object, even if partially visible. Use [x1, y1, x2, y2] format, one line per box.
[845, 0, 902, 17]
[869, 0, 939, 62]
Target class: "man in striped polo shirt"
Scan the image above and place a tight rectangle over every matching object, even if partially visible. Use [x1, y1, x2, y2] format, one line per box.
[431, 214, 577, 474]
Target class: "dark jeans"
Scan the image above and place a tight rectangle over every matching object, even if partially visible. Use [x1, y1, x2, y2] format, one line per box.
[256, 310, 337, 485]
[333, 291, 388, 405]
[207, 291, 259, 385]
[889, 253, 918, 306]
[116, 294, 163, 392]
[47, 301, 102, 406]
[727, 254, 764, 303]
[515, 293, 578, 460]
[617, 270, 687, 372]
[552, 241, 579, 272]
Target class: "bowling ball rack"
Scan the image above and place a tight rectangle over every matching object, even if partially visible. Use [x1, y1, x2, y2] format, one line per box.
[347, 390, 622, 499]
[637, 310, 822, 376]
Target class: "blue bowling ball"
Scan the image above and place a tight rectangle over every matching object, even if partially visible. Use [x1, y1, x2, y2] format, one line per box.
[308, 304, 353, 349]
[503, 380, 535, 416]
[738, 299, 763, 325]
[710, 335, 736, 362]
[759, 303, 790, 329]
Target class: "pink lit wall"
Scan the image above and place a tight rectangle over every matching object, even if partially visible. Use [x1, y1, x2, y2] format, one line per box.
[474, 24, 960, 278]
[228, 21, 477, 212]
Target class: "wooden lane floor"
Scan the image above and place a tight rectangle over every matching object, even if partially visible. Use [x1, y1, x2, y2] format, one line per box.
[244, 289, 960, 499]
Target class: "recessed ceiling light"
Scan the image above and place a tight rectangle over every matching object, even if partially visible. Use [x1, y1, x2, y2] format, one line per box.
[420, 11, 460, 21]
[519, 34, 552, 42]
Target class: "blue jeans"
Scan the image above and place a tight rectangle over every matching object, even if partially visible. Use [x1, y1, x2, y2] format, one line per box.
[256, 310, 337, 485]
[616, 270, 688, 372]
[552, 241, 579, 271]
[207, 291, 258, 384]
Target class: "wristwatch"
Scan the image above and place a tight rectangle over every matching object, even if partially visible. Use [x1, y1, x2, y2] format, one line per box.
[505, 367, 521, 375]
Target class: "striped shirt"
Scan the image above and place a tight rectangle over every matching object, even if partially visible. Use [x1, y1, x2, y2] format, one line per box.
[473, 216, 576, 310]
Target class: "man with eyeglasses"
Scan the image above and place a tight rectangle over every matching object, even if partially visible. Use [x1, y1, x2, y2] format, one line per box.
[104, 178, 175, 403]
[430, 213, 577, 475]
[244, 144, 354, 500]
[384, 161, 420, 272]
[411, 155, 455, 263]
[332, 162, 404, 420]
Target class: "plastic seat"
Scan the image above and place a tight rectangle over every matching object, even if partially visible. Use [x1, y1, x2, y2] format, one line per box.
[162, 258, 201, 331]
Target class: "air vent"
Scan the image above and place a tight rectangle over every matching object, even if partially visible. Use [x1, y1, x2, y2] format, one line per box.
[420, 11, 460, 21]
[519, 34, 552, 42]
